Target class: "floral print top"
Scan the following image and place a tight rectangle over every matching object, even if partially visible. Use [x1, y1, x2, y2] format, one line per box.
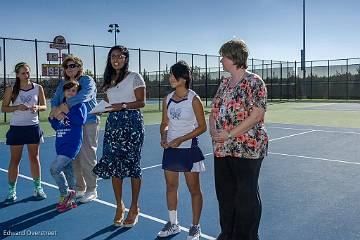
[211, 71, 268, 159]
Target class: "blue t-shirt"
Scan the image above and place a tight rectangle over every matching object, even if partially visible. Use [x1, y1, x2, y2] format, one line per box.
[49, 103, 87, 159]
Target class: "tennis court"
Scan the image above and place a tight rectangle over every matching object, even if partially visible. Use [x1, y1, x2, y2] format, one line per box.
[1, 101, 360, 239]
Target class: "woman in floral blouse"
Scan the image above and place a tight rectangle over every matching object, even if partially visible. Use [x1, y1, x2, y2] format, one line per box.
[210, 40, 268, 240]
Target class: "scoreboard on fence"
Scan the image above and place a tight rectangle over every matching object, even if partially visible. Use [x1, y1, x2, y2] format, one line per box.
[41, 35, 68, 77]
[42, 64, 63, 77]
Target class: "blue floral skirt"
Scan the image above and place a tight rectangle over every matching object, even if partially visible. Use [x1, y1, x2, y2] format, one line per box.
[93, 110, 144, 179]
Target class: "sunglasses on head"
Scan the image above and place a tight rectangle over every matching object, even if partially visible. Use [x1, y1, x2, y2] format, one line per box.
[65, 64, 79, 69]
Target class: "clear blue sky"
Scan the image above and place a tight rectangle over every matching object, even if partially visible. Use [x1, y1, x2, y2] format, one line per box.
[0, 0, 359, 62]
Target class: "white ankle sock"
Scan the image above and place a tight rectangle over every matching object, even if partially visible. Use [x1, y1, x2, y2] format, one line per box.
[169, 210, 178, 224]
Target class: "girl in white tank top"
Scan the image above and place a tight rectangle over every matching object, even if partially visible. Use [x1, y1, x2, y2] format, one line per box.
[1, 62, 47, 203]
[158, 61, 207, 238]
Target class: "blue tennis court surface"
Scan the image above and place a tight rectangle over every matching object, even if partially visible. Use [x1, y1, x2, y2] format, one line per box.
[1, 123, 360, 239]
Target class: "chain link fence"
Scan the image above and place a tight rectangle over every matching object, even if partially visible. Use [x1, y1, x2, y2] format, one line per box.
[1, 37, 360, 122]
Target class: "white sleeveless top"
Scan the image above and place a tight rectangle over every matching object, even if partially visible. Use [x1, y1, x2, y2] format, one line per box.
[166, 89, 198, 148]
[106, 72, 146, 105]
[10, 83, 40, 126]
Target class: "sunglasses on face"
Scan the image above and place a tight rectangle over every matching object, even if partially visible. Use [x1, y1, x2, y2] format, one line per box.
[65, 64, 79, 69]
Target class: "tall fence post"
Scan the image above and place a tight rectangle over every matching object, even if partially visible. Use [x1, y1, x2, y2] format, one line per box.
[175, 52, 178, 62]
[138, 48, 141, 74]
[280, 62, 283, 101]
[270, 60, 273, 101]
[218, 56, 221, 83]
[251, 58, 254, 72]
[287, 61, 290, 100]
[34, 39, 40, 118]
[92, 45, 96, 82]
[205, 54, 208, 107]
[191, 54, 194, 89]
[158, 51, 161, 111]
[310, 61, 313, 99]
[67, 43, 70, 54]
[294, 61, 297, 100]
[3, 38, 6, 122]
[327, 60, 330, 99]
[35, 39, 39, 84]
[346, 59, 349, 100]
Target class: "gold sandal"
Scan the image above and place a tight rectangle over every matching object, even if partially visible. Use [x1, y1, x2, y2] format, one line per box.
[113, 203, 126, 227]
[123, 208, 140, 228]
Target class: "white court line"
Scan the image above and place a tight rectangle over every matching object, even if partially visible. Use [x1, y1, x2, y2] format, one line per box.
[268, 126, 360, 135]
[0, 168, 216, 240]
[268, 152, 360, 165]
[268, 130, 316, 141]
[204, 151, 359, 166]
[145, 131, 317, 169]
[203, 130, 323, 157]
[141, 164, 162, 170]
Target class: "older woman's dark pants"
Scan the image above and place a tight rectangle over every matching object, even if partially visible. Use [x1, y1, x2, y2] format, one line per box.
[215, 156, 263, 240]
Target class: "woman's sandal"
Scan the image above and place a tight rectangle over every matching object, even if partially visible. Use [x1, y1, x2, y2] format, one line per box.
[113, 203, 126, 227]
[123, 207, 140, 228]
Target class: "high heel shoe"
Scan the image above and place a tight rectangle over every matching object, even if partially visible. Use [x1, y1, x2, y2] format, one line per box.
[123, 208, 140, 228]
[113, 203, 126, 227]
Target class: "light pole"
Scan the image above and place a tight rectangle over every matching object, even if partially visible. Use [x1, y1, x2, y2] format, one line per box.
[108, 24, 120, 45]
[301, 0, 306, 97]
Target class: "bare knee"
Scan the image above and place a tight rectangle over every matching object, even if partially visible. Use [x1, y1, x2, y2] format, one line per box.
[166, 182, 178, 193]
[28, 155, 40, 164]
[9, 157, 21, 169]
[188, 184, 202, 197]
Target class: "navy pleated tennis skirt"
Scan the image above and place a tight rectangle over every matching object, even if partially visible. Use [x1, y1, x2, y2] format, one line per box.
[162, 138, 205, 172]
[6, 125, 43, 145]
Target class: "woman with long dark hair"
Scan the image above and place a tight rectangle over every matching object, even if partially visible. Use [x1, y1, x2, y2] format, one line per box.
[93, 45, 146, 227]
[2, 62, 47, 203]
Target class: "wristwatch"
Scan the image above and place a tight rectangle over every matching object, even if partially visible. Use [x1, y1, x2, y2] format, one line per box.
[122, 103, 127, 109]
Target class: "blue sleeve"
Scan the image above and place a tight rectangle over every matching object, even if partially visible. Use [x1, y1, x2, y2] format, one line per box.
[68, 104, 87, 126]
[66, 75, 96, 108]
[51, 80, 64, 108]
[48, 117, 60, 130]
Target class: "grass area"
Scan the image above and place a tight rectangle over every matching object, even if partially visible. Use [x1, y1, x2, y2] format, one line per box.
[266, 101, 360, 128]
[1, 100, 359, 142]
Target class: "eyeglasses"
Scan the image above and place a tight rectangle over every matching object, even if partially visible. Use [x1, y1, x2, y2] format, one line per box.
[111, 55, 126, 60]
[65, 64, 79, 69]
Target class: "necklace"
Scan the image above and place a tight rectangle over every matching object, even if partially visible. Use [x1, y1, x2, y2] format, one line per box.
[228, 71, 247, 89]
[174, 90, 189, 99]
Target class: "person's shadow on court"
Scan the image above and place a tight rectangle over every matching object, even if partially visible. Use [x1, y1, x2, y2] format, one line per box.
[83, 225, 131, 240]
[0, 196, 44, 210]
[0, 203, 60, 239]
